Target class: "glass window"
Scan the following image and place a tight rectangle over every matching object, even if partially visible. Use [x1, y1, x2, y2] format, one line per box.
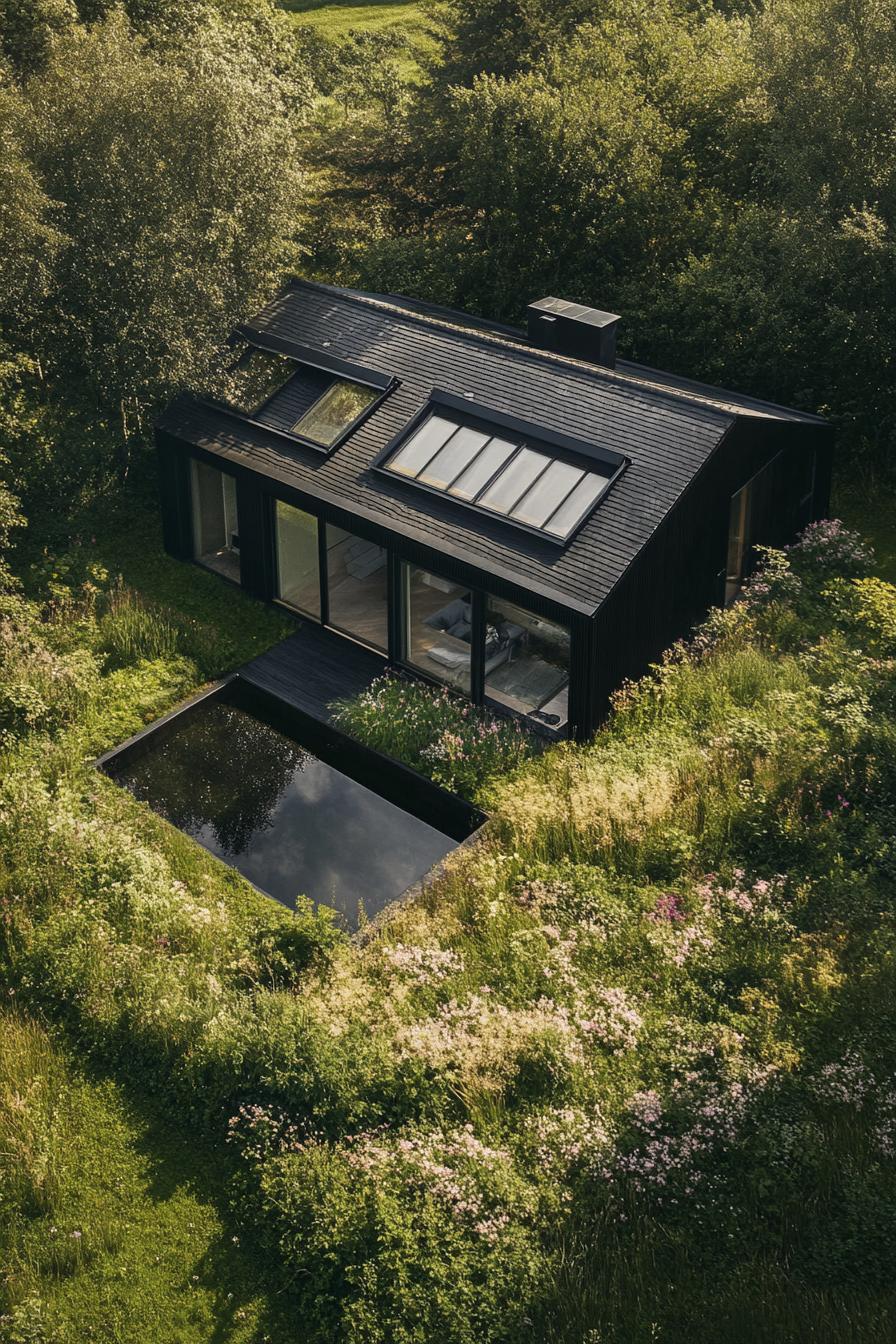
[483, 596, 569, 727]
[511, 460, 585, 528]
[387, 415, 458, 477]
[401, 564, 471, 695]
[542, 472, 610, 539]
[191, 460, 240, 581]
[478, 448, 551, 515]
[447, 436, 517, 500]
[225, 346, 295, 415]
[275, 501, 320, 616]
[382, 411, 619, 542]
[725, 482, 751, 604]
[326, 525, 388, 652]
[291, 379, 378, 447]
[418, 426, 491, 490]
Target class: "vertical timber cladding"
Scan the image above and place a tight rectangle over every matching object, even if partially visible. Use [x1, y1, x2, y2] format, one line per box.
[155, 431, 194, 560]
[233, 472, 270, 600]
[590, 417, 832, 726]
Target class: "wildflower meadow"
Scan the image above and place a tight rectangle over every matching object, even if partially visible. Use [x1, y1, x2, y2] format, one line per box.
[1, 517, 896, 1341]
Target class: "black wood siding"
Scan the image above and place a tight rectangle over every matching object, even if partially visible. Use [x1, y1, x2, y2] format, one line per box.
[156, 434, 193, 559]
[589, 419, 833, 727]
[156, 414, 831, 741]
[156, 429, 593, 732]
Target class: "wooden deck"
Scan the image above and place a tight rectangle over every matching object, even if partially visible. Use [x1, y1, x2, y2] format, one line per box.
[238, 622, 387, 723]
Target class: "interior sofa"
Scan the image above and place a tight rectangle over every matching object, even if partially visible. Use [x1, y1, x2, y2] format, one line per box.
[424, 597, 524, 673]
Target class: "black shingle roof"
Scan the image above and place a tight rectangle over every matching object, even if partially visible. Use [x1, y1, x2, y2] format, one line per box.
[157, 280, 805, 615]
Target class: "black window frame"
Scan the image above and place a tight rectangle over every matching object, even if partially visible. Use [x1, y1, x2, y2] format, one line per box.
[264, 487, 575, 726]
[201, 334, 398, 457]
[397, 560, 480, 699]
[188, 456, 243, 587]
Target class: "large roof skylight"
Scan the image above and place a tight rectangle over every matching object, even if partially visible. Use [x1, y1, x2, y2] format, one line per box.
[382, 412, 616, 542]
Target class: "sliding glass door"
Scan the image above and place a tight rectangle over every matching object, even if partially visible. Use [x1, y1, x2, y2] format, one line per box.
[267, 493, 571, 729]
[274, 500, 321, 617]
[400, 563, 472, 695]
[325, 525, 388, 652]
[191, 460, 240, 581]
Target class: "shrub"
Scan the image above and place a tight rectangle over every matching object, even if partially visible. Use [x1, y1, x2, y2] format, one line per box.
[331, 672, 536, 801]
[0, 595, 98, 747]
[4, 524, 896, 1341]
[236, 1125, 551, 1344]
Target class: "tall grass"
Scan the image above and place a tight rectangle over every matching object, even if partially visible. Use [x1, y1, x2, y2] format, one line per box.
[3, 523, 895, 1341]
[0, 1014, 68, 1222]
[95, 579, 235, 677]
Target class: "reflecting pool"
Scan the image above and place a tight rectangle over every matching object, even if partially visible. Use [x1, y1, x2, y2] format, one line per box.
[103, 693, 467, 928]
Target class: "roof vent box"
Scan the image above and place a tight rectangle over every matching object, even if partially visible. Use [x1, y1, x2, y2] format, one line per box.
[527, 297, 620, 369]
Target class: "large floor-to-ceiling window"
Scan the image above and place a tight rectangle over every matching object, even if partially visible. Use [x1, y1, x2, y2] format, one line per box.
[265, 490, 572, 728]
[274, 500, 321, 616]
[325, 525, 388, 652]
[483, 596, 569, 726]
[191, 460, 240, 581]
[400, 564, 472, 695]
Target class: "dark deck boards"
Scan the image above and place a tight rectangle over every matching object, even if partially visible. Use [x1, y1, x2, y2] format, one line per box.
[239, 623, 386, 723]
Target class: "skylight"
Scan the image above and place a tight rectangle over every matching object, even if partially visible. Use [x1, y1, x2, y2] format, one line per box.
[382, 412, 616, 542]
[291, 379, 379, 447]
[224, 346, 296, 416]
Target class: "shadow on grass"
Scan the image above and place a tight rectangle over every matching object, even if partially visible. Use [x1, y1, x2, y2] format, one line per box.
[67, 1046, 304, 1344]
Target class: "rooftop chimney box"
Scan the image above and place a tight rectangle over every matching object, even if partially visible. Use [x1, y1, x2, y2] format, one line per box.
[527, 297, 620, 369]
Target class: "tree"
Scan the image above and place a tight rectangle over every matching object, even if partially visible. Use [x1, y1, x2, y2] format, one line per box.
[0, 0, 77, 76]
[752, 0, 896, 217]
[630, 204, 896, 475]
[353, 1, 753, 322]
[426, 0, 598, 89]
[22, 9, 309, 470]
[0, 84, 62, 332]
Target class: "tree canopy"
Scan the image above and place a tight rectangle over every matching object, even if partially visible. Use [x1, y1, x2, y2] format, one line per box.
[0, 0, 310, 506]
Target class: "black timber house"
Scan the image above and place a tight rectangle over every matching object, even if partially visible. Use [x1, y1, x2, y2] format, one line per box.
[156, 281, 832, 740]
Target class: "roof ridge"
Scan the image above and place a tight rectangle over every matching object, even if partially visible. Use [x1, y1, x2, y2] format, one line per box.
[286, 278, 738, 425]
[616, 358, 827, 425]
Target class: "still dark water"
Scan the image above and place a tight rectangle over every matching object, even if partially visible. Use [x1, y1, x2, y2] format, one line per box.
[108, 699, 458, 926]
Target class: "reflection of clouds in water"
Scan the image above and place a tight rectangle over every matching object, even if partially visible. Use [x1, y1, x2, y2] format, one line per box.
[115, 700, 458, 930]
[232, 758, 454, 921]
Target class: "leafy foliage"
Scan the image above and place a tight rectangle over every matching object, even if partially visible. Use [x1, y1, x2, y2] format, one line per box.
[3, 523, 896, 1339]
[0, 1, 312, 507]
[313, 0, 896, 477]
[331, 671, 535, 800]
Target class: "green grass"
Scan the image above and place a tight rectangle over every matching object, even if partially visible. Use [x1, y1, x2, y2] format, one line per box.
[282, 0, 430, 74]
[0, 1010, 294, 1344]
[23, 478, 292, 675]
[5, 468, 896, 1341]
[831, 479, 896, 585]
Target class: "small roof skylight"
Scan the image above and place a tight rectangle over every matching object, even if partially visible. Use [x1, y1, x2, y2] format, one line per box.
[212, 339, 389, 450]
[382, 412, 616, 543]
[223, 345, 296, 416]
[291, 379, 379, 448]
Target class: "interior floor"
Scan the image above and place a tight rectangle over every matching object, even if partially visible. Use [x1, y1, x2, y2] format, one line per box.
[199, 548, 241, 582]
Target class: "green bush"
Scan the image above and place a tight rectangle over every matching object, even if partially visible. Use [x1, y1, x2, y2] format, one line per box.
[331, 672, 536, 801]
[0, 595, 99, 748]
